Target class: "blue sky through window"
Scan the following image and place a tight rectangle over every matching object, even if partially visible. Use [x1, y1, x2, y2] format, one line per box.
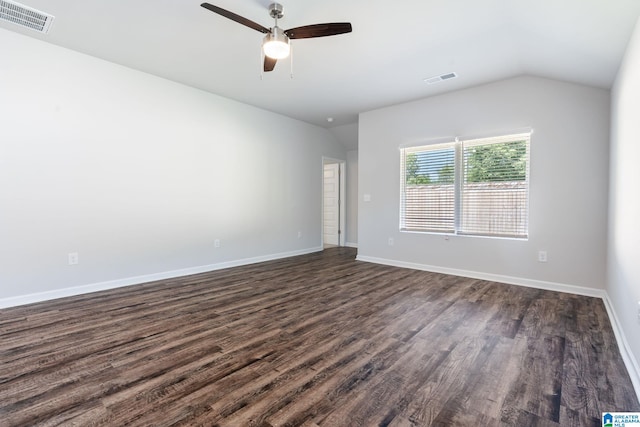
[414, 148, 455, 181]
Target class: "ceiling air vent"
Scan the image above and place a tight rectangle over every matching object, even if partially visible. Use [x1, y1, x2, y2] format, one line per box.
[0, 0, 54, 34]
[423, 72, 458, 85]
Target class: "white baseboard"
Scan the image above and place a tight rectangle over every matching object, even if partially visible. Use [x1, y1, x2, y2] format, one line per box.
[0, 246, 323, 309]
[356, 254, 640, 402]
[345, 242, 358, 248]
[602, 294, 640, 401]
[355, 255, 605, 298]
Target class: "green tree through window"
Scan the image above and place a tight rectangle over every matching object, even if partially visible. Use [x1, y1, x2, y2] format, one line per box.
[436, 163, 454, 184]
[405, 153, 431, 184]
[405, 151, 454, 185]
[465, 140, 527, 182]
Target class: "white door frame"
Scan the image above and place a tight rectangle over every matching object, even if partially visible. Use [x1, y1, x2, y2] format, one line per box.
[322, 157, 346, 247]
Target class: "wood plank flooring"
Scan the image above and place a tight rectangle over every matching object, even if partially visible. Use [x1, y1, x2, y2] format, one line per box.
[0, 247, 638, 426]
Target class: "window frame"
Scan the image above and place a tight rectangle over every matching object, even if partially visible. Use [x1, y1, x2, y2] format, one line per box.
[399, 132, 531, 240]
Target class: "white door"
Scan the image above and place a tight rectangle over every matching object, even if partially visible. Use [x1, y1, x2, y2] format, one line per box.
[323, 163, 340, 246]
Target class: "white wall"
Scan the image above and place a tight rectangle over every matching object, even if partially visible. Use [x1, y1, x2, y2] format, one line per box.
[346, 150, 358, 247]
[329, 123, 358, 151]
[358, 76, 610, 291]
[609, 16, 640, 389]
[0, 28, 345, 303]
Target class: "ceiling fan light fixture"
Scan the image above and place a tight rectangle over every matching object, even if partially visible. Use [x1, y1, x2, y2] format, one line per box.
[263, 27, 290, 59]
[200, 2, 352, 72]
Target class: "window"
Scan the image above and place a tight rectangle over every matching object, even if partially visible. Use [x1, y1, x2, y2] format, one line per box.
[400, 133, 530, 238]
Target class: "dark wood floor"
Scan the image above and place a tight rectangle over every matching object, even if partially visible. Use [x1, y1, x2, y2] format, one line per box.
[0, 247, 638, 426]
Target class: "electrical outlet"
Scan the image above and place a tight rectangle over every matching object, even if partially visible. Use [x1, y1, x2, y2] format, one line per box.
[297, 231, 302, 239]
[538, 250, 547, 263]
[68, 252, 79, 265]
[214, 239, 221, 248]
[388, 237, 394, 246]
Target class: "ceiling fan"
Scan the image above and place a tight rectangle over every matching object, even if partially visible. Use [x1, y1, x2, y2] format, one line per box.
[200, 2, 352, 72]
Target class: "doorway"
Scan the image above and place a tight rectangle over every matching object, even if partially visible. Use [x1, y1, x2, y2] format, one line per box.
[322, 158, 346, 248]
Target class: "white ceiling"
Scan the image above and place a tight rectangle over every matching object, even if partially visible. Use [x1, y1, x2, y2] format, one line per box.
[2, 0, 640, 133]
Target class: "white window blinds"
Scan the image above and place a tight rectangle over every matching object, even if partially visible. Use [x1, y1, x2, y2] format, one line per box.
[400, 143, 456, 233]
[461, 134, 530, 238]
[400, 133, 530, 239]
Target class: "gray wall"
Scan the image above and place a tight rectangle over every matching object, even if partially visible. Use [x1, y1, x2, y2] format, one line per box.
[609, 16, 640, 389]
[0, 28, 345, 303]
[346, 150, 358, 246]
[358, 76, 610, 290]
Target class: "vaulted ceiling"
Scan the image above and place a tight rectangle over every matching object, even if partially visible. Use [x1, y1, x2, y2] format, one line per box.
[2, 0, 640, 132]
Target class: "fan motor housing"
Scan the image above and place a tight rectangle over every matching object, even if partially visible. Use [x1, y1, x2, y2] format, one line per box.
[269, 3, 284, 19]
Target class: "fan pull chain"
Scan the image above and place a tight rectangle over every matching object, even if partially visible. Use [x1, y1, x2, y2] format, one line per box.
[290, 44, 294, 79]
[259, 43, 264, 80]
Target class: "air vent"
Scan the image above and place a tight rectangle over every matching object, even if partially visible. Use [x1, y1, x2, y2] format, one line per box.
[423, 72, 458, 85]
[0, 0, 54, 34]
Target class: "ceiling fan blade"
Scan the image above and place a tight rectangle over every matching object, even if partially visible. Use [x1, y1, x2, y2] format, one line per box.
[264, 56, 277, 72]
[200, 3, 269, 34]
[285, 23, 352, 39]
